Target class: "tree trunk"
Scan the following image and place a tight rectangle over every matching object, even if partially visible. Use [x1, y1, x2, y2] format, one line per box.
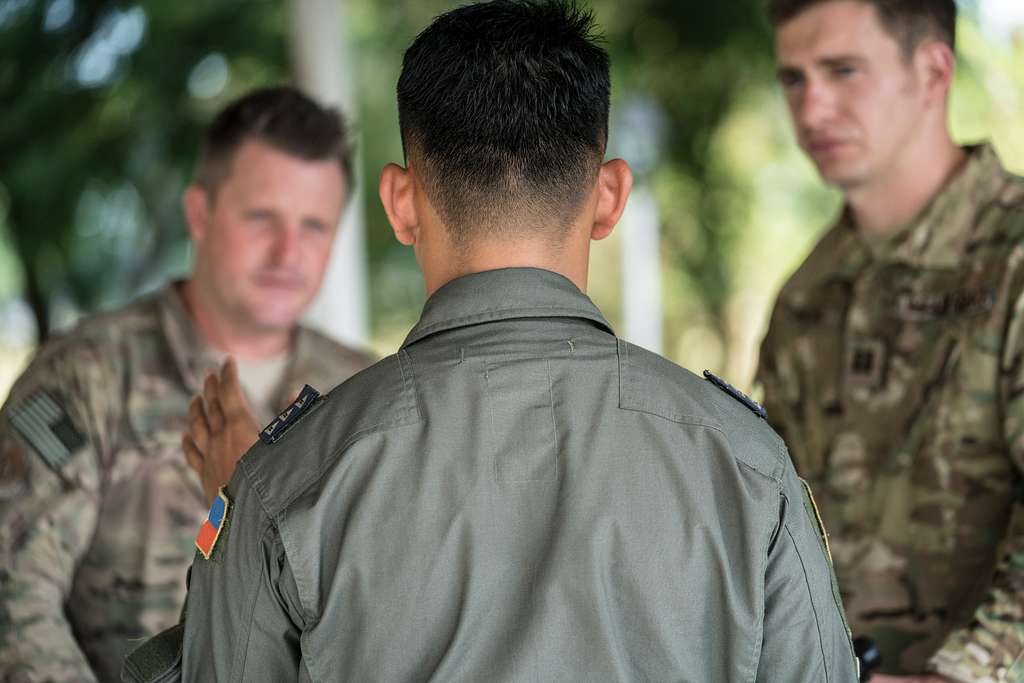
[21, 255, 48, 345]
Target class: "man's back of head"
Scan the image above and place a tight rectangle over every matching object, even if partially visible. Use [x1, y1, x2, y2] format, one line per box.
[381, 0, 632, 296]
[397, 0, 610, 244]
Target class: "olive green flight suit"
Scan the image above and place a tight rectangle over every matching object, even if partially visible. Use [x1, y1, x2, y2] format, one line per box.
[125, 268, 856, 682]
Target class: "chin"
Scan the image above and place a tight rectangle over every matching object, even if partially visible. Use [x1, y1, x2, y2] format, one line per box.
[241, 305, 305, 333]
[818, 164, 868, 191]
[265, 309, 306, 327]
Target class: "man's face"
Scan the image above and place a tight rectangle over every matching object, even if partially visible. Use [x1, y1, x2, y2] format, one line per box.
[775, 0, 927, 190]
[189, 140, 346, 333]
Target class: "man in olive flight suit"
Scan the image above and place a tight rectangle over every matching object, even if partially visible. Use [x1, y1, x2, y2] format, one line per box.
[125, 2, 858, 681]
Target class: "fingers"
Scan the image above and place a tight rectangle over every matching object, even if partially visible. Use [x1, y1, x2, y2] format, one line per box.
[218, 357, 248, 417]
[204, 372, 225, 432]
[182, 433, 203, 474]
[187, 395, 210, 452]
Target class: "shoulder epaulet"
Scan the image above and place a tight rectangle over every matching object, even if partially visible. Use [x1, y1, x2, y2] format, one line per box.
[703, 370, 766, 420]
[259, 384, 322, 445]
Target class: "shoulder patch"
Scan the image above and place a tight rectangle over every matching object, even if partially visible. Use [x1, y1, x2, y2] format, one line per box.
[9, 390, 87, 471]
[703, 370, 766, 420]
[259, 384, 321, 445]
[195, 488, 231, 560]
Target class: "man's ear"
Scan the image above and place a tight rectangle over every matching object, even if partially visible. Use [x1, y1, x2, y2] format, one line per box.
[183, 185, 211, 244]
[379, 163, 419, 246]
[591, 158, 633, 241]
[916, 40, 956, 106]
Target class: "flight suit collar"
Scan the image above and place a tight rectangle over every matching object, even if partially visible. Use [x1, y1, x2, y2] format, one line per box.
[402, 267, 615, 348]
[855, 143, 1009, 269]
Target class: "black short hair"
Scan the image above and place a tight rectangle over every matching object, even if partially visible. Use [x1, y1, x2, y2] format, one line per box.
[767, 0, 957, 56]
[195, 86, 354, 198]
[397, 0, 610, 245]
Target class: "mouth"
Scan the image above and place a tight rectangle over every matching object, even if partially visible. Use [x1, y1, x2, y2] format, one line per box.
[252, 273, 307, 291]
[806, 138, 851, 158]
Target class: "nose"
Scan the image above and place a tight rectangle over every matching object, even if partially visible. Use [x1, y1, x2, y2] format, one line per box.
[269, 223, 301, 267]
[794, 78, 835, 135]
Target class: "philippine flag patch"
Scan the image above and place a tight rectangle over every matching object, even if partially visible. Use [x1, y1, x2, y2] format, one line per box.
[195, 488, 230, 560]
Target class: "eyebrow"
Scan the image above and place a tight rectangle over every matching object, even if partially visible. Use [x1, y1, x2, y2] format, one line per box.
[817, 55, 868, 68]
[302, 217, 330, 231]
[776, 54, 868, 79]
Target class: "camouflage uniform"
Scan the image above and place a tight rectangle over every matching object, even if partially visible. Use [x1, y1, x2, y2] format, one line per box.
[0, 284, 373, 682]
[757, 144, 1024, 680]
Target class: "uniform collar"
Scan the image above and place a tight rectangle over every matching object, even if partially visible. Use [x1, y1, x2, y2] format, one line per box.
[157, 282, 316, 417]
[402, 267, 615, 348]
[856, 144, 1010, 269]
[158, 282, 222, 395]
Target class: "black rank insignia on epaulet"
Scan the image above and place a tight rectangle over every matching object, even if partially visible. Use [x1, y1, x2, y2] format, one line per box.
[703, 370, 766, 420]
[259, 384, 321, 445]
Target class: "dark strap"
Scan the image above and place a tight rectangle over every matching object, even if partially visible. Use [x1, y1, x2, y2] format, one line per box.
[121, 623, 184, 683]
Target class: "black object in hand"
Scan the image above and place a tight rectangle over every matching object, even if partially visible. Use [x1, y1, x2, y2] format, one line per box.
[853, 636, 881, 682]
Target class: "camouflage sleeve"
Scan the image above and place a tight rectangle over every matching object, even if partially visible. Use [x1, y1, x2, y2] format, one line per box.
[0, 350, 111, 682]
[927, 288, 1024, 682]
[755, 309, 801, 459]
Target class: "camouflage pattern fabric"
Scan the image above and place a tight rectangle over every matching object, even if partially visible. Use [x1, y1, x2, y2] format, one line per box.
[757, 144, 1024, 680]
[0, 284, 373, 682]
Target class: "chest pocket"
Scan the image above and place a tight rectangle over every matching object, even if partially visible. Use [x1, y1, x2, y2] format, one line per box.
[837, 267, 991, 457]
[843, 265, 1013, 559]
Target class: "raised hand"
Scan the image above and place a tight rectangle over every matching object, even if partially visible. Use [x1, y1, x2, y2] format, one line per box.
[183, 357, 260, 506]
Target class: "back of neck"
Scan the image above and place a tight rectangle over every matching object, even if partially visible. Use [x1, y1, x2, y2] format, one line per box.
[424, 237, 590, 297]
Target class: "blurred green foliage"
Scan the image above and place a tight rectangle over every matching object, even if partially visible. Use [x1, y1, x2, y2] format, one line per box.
[1, 0, 1022, 393]
[0, 0, 289, 337]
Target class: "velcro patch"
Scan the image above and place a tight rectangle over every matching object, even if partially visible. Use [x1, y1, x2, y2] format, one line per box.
[9, 390, 86, 471]
[703, 370, 766, 419]
[259, 384, 321, 445]
[195, 488, 231, 560]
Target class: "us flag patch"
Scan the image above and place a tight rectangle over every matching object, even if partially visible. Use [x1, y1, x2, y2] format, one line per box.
[9, 390, 86, 471]
[196, 488, 231, 560]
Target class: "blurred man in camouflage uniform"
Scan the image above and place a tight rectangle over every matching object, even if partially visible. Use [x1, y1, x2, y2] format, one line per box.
[758, 0, 1024, 680]
[0, 86, 373, 682]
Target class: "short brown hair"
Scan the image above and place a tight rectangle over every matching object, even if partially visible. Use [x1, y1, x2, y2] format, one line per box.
[767, 0, 957, 56]
[195, 86, 354, 197]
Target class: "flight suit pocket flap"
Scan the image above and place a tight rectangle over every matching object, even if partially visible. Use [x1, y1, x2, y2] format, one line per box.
[121, 623, 183, 683]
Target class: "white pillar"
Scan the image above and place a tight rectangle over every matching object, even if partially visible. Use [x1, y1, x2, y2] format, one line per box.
[288, 0, 369, 347]
[620, 185, 663, 353]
